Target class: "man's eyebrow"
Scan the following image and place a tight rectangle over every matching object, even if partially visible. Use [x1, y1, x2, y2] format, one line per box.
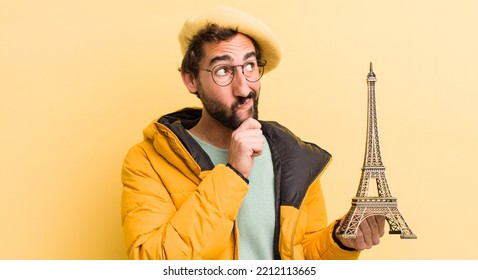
[208, 51, 258, 66]
[209, 55, 232, 66]
[243, 51, 257, 61]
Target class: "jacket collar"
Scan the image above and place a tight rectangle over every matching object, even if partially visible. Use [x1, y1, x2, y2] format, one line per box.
[154, 107, 215, 172]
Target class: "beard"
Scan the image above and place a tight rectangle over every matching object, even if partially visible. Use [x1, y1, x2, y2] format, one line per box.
[197, 87, 259, 130]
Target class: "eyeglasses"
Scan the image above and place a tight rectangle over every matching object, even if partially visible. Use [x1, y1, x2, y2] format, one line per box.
[200, 60, 266, 87]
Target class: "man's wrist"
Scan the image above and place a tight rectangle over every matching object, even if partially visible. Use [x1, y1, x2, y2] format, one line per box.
[226, 163, 249, 184]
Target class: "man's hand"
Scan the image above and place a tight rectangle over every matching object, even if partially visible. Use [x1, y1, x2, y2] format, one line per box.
[336, 215, 386, 251]
[227, 118, 263, 178]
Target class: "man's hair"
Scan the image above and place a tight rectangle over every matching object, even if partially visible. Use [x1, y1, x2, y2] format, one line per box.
[180, 23, 262, 78]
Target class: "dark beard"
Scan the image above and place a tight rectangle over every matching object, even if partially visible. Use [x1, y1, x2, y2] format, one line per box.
[198, 90, 259, 130]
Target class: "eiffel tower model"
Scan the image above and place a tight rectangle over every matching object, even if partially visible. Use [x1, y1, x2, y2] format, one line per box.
[338, 63, 417, 239]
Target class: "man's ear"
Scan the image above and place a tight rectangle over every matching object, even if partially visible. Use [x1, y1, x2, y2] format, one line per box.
[181, 70, 199, 94]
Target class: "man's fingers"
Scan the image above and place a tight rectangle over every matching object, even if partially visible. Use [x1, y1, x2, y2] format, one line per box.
[359, 220, 373, 249]
[237, 117, 261, 130]
[228, 118, 264, 178]
[231, 118, 263, 156]
[376, 215, 386, 237]
[364, 215, 385, 245]
[366, 217, 380, 245]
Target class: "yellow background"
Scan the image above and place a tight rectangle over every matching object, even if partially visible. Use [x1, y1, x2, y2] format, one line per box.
[1, 0, 477, 259]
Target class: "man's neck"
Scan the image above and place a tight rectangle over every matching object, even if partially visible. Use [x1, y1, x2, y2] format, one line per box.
[189, 110, 232, 150]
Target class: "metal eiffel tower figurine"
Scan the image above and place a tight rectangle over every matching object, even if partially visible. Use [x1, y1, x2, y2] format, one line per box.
[338, 63, 417, 239]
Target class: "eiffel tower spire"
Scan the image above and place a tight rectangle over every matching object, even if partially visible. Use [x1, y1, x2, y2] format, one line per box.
[355, 62, 392, 198]
[364, 62, 383, 167]
[338, 63, 417, 239]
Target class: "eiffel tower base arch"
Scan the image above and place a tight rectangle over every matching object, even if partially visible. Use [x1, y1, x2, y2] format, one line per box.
[338, 197, 417, 239]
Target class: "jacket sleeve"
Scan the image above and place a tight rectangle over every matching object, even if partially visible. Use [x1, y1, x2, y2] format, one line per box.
[301, 178, 361, 260]
[121, 144, 248, 259]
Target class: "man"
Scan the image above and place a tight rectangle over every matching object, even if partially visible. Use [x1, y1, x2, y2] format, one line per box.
[121, 6, 385, 260]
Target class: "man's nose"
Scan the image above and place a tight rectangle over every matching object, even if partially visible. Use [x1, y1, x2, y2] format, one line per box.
[231, 66, 251, 97]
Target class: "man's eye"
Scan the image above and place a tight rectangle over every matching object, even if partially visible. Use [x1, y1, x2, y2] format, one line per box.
[244, 62, 256, 72]
[215, 66, 230, 76]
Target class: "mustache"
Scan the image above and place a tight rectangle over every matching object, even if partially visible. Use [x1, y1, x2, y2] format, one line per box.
[237, 92, 256, 105]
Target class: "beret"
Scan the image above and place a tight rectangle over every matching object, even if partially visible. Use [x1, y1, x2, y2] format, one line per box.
[178, 6, 281, 74]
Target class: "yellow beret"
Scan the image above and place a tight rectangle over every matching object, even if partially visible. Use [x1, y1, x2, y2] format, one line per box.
[178, 6, 281, 74]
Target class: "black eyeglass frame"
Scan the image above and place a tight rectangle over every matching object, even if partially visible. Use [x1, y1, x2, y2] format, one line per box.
[199, 60, 267, 87]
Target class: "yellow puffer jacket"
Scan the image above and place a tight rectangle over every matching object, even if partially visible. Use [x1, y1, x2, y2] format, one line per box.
[121, 108, 360, 260]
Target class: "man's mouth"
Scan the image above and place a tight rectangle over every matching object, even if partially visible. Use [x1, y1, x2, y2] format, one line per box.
[238, 96, 248, 105]
[237, 92, 255, 106]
